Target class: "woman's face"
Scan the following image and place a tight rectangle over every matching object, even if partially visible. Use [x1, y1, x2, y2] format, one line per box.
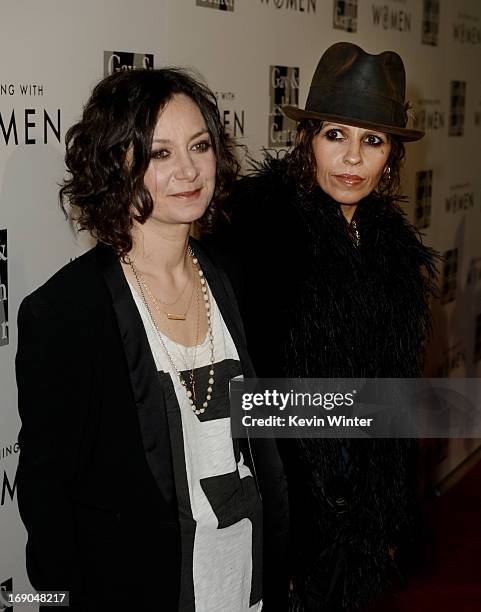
[311, 122, 391, 205]
[143, 93, 216, 227]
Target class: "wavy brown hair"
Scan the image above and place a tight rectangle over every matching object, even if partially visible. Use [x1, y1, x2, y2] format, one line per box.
[60, 68, 240, 257]
[285, 119, 405, 198]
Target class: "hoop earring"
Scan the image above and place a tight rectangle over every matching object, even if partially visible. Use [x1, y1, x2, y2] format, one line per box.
[384, 166, 391, 177]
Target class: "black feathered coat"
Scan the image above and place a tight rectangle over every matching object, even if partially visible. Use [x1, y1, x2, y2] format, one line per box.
[209, 156, 437, 611]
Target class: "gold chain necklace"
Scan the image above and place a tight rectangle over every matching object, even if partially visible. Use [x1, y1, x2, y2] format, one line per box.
[128, 247, 215, 415]
[149, 261, 191, 307]
[149, 281, 201, 401]
[139, 271, 195, 321]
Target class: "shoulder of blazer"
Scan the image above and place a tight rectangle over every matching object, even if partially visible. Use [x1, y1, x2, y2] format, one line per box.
[22, 244, 113, 323]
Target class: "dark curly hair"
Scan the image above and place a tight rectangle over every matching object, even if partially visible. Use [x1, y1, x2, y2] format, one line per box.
[60, 68, 240, 257]
[285, 119, 405, 198]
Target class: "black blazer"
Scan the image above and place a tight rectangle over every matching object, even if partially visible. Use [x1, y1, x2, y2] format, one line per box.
[16, 240, 288, 611]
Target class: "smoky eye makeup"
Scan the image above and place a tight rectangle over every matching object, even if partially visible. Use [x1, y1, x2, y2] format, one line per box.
[321, 124, 389, 147]
[191, 139, 212, 152]
[150, 148, 170, 160]
[323, 127, 344, 140]
[364, 134, 384, 146]
[149, 133, 212, 159]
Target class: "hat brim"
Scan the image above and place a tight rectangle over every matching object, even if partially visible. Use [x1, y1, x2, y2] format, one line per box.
[282, 105, 425, 142]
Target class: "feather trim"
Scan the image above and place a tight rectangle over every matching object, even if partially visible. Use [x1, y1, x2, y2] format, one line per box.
[225, 154, 438, 610]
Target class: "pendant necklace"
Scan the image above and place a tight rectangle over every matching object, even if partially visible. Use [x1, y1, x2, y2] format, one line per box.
[137, 262, 195, 321]
[128, 247, 215, 415]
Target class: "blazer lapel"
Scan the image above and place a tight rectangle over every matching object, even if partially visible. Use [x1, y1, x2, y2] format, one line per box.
[95, 243, 176, 506]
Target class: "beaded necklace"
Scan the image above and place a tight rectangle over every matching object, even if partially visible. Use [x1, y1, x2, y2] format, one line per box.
[128, 247, 215, 415]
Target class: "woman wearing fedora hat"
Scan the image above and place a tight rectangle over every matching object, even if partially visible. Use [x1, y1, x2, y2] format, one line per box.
[212, 42, 438, 611]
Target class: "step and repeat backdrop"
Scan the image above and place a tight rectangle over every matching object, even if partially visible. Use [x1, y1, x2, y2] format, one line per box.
[1, 0, 481, 606]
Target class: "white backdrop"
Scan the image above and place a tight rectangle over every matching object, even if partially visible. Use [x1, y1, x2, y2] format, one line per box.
[1, 0, 481, 607]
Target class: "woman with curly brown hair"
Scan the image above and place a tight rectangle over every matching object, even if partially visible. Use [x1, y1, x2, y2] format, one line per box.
[15, 68, 286, 611]
[218, 43, 437, 611]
